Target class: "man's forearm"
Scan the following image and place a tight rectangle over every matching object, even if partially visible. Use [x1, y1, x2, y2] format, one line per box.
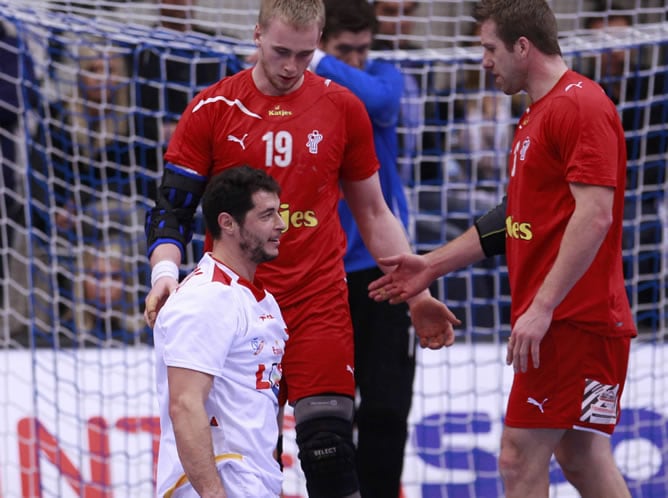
[149, 243, 182, 286]
[149, 243, 182, 268]
[173, 404, 226, 496]
[424, 226, 487, 278]
[530, 189, 611, 313]
[365, 210, 413, 273]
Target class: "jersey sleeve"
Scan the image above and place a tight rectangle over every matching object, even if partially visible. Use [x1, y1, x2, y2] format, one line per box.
[548, 92, 620, 187]
[338, 90, 380, 182]
[163, 89, 216, 176]
[159, 284, 243, 377]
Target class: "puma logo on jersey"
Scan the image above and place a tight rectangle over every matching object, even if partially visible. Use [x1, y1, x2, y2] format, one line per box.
[346, 364, 355, 376]
[527, 397, 548, 413]
[565, 81, 583, 92]
[227, 133, 248, 150]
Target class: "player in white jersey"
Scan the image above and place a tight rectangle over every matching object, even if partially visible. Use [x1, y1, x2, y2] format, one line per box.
[154, 165, 288, 498]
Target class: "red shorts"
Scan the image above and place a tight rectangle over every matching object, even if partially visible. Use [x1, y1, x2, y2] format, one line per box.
[505, 321, 631, 435]
[278, 278, 355, 406]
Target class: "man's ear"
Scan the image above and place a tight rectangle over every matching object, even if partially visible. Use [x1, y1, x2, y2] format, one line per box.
[516, 36, 531, 57]
[218, 212, 237, 235]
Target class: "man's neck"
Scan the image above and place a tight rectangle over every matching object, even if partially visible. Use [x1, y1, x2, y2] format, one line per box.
[210, 250, 256, 283]
[527, 57, 569, 103]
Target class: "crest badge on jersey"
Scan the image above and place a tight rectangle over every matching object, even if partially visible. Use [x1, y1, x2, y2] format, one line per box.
[511, 136, 531, 177]
[306, 130, 323, 154]
[519, 137, 531, 160]
[250, 337, 265, 355]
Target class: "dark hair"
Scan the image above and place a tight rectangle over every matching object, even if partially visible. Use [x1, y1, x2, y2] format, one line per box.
[473, 0, 561, 56]
[202, 165, 281, 239]
[321, 0, 378, 42]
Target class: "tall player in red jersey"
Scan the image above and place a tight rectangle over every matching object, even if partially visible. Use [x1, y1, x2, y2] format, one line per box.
[144, 1, 459, 496]
[368, 0, 636, 497]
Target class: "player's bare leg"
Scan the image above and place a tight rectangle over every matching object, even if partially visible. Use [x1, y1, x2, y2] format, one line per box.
[498, 426, 564, 498]
[555, 429, 631, 498]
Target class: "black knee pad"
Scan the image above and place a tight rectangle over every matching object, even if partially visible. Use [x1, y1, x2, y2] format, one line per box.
[276, 433, 283, 471]
[295, 416, 359, 498]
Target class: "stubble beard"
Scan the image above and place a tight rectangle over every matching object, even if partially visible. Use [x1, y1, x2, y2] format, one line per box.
[239, 228, 277, 265]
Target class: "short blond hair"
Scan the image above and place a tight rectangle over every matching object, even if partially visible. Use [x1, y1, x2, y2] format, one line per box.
[259, 0, 325, 31]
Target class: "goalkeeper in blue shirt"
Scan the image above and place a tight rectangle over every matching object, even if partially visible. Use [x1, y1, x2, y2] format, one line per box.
[309, 1, 414, 496]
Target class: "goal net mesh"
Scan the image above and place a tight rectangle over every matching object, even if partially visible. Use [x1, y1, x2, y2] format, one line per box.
[0, 1, 666, 497]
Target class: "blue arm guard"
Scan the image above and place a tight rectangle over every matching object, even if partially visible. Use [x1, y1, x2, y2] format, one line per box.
[145, 163, 207, 258]
[474, 196, 507, 257]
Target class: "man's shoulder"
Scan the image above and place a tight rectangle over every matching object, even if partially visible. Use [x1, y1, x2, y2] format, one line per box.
[366, 57, 402, 77]
[185, 69, 256, 115]
[305, 69, 349, 92]
[304, 70, 366, 107]
[549, 71, 615, 112]
[176, 257, 234, 291]
[556, 71, 600, 95]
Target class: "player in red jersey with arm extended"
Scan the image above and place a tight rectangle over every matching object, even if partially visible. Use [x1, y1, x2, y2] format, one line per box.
[369, 0, 636, 497]
[144, 1, 459, 496]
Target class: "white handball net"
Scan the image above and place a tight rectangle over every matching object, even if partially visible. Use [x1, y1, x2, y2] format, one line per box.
[0, 1, 666, 497]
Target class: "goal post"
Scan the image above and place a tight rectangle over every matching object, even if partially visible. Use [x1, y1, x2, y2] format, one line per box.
[0, 1, 666, 497]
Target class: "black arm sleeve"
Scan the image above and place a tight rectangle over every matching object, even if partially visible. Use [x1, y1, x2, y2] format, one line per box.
[473, 196, 507, 257]
[144, 164, 207, 259]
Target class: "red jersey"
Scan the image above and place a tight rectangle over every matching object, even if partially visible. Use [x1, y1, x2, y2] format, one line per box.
[165, 69, 379, 307]
[505, 70, 635, 336]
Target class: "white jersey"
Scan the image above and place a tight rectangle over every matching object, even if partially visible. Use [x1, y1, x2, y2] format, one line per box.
[154, 253, 288, 498]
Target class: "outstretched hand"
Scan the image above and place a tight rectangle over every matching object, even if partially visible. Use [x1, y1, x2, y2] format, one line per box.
[144, 277, 178, 328]
[368, 253, 433, 304]
[408, 294, 460, 349]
